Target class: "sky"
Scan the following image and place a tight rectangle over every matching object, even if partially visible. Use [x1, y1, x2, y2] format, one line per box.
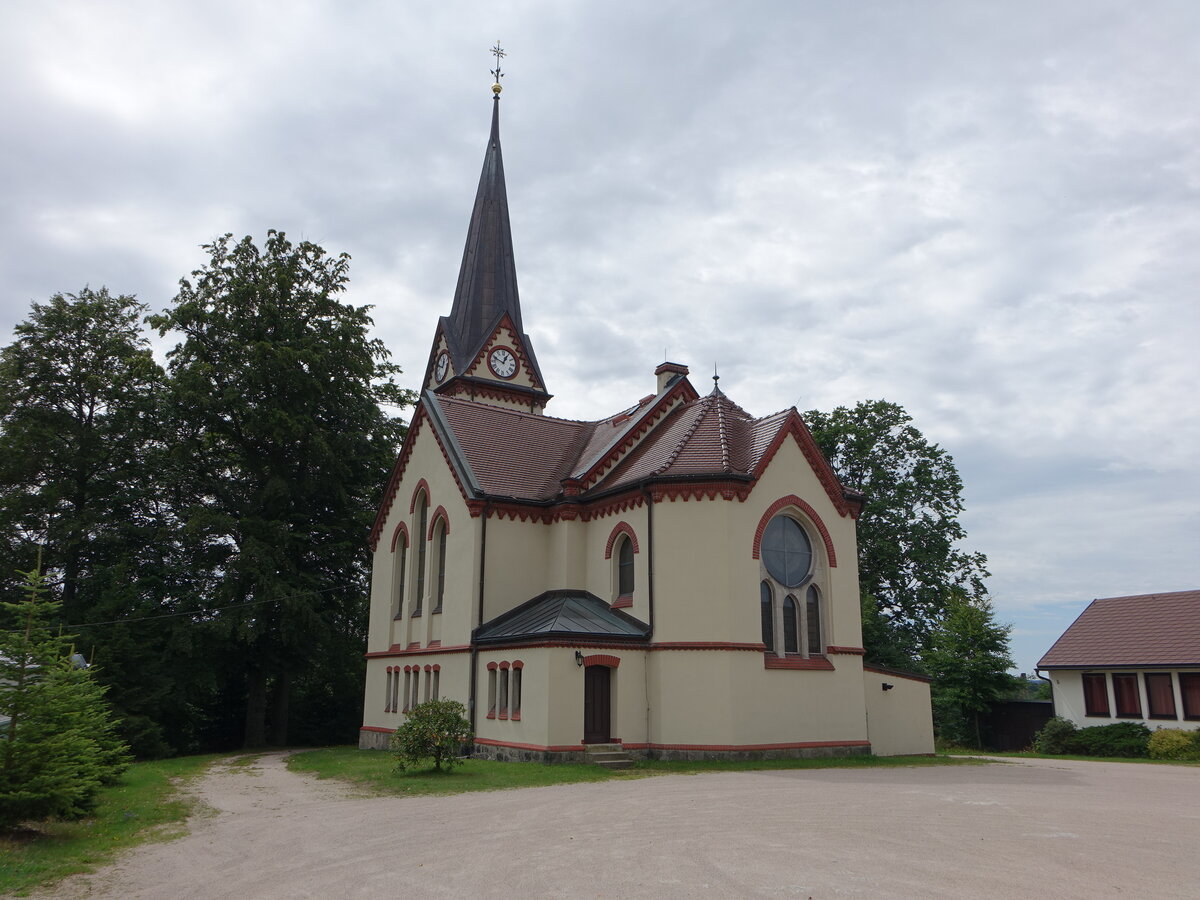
[3, 0, 1197, 674]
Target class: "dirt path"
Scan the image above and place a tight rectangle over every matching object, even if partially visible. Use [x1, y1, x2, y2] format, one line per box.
[28, 753, 1200, 899]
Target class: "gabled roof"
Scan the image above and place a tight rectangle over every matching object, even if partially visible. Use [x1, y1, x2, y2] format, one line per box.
[369, 375, 861, 548]
[474, 590, 650, 645]
[1037, 589, 1200, 668]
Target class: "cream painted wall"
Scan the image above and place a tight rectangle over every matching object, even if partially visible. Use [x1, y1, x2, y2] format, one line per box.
[1049, 669, 1200, 732]
[361, 652, 472, 734]
[863, 670, 935, 755]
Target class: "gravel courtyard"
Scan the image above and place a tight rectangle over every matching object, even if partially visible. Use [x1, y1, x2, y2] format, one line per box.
[32, 752, 1199, 899]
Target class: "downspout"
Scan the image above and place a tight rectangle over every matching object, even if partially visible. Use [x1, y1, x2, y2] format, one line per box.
[468, 500, 490, 736]
[642, 483, 656, 749]
[1035, 667, 1055, 716]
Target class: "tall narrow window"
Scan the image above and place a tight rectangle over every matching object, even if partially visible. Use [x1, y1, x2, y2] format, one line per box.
[431, 668, 440, 701]
[1082, 673, 1108, 716]
[402, 670, 411, 712]
[512, 667, 522, 719]
[414, 494, 428, 615]
[393, 535, 407, 620]
[391, 670, 400, 712]
[410, 669, 420, 710]
[806, 585, 822, 655]
[617, 537, 634, 598]
[424, 668, 432, 702]
[385, 670, 393, 712]
[499, 669, 509, 719]
[433, 522, 447, 612]
[1144, 673, 1177, 719]
[760, 581, 774, 653]
[487, 668, 497, 718]
[1112, 673, 1141, 717]
[782, 595, 799, 654]
[1180, 674, 1200, 720]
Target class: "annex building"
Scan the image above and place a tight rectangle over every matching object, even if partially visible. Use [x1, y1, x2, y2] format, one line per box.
[359, 85, 934, 760]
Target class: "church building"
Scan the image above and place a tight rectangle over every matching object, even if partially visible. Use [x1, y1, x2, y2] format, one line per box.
[359, 82, 934, 760]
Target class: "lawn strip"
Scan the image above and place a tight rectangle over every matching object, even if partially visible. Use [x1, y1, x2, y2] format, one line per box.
[0, 753, 220, 897]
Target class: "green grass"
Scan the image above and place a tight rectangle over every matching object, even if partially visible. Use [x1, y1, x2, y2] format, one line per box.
[288, 746, 979, 797]
[943, 748, 1200, 765]
[0, 753, 221, 897]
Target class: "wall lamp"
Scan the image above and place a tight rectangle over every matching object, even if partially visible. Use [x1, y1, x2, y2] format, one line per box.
[881, 682, 895, 692]
[575, 650, 585, 667]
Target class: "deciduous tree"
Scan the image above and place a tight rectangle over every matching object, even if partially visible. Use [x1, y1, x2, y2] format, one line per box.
[150, 231, 414, 747]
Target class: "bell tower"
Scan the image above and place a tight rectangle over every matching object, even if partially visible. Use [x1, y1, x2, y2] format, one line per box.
[421, 45, 551, 414]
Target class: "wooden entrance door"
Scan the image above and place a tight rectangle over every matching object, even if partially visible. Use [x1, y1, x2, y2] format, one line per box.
[583, 666, 611, 744]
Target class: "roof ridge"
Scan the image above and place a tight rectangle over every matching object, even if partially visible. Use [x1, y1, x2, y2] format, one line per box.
[715, 393, 731, 472]
[438, 393, 600, 427]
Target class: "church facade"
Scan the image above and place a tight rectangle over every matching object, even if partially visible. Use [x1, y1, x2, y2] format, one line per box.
[359, 90, 934, 759]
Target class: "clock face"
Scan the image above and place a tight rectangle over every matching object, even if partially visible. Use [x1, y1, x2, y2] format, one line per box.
[488, 347, 517, 379]
[434, 352, 450, 383]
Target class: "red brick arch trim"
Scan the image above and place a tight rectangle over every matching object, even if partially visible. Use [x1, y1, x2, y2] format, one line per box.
[604, 521, 640, 559]
[389, 521, 410, 553]
[409, 479, 431, 514]
[583, 654, 621, 668]
[512, 660, 524, 669]
[499, 661, 510, 670]
[427, 505, 450, 540]
[751, 495, 838, 568]
[486, 661, 498, 670]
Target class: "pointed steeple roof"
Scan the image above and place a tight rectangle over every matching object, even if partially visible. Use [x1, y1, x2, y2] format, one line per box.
[423, 92, 550, 410]
[448, 95, 523, 355]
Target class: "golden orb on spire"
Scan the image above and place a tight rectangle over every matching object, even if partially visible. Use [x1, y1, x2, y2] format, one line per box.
[492, 82, 503, 94]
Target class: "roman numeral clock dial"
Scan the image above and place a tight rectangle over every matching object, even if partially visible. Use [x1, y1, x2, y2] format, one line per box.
[488, 347, 517, 379]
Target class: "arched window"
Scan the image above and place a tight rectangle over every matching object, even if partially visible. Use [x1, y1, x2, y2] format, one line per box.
[414, 493, 428, 615]
[760, 581, 774, 651]
[758, 513, 824, 658]
[433, 521, 447, 613]
[783, 595, 799, 654]
[617, 536, 634, 599]
[392, 534, 407, 620]
[806, 585, 822, 655]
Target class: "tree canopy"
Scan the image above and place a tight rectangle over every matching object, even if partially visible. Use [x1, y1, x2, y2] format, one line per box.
[804, 399, 990, 660]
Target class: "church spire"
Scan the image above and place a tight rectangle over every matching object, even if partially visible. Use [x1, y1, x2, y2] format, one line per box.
[423, 46, 551, 414]
[446, 87, 522, 352]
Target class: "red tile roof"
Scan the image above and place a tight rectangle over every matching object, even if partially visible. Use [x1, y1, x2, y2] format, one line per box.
[1037, 590, 1200, 668]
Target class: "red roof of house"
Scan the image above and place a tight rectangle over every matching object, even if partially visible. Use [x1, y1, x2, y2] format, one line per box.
[1037, 589, 1200, 668]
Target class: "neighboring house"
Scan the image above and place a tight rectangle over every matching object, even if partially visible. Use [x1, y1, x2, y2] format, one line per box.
[1037, 589, 1200, 731]
[358, 89, 934, 759]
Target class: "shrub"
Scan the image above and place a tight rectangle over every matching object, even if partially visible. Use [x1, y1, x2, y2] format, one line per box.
[1032, 717, 1078, 754]
[390, 699, 473, 772]
[1071, 721, 1151, 758]
[1148, 728, 1200, 761]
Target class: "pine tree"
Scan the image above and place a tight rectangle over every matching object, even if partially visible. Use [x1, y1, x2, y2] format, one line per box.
[0, 565, 130, 828]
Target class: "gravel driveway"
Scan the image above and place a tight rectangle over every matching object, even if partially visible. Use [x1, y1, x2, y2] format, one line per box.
[31, 752, 1199, 899]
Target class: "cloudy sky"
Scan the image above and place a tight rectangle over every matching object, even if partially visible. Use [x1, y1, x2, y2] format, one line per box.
[4, 0, 1197, 673]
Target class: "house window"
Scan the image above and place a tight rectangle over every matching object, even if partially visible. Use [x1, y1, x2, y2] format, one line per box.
[385, 668, 394, 713]
[424, 667, 432, 702]
[1082, 673, 1109, 716]
[499, 669, 509, 719]
[761, 515, 812, 587]
[393, 534, 407, 620]
[402, 669, 412, 712]
[487, 667, 497, 719]
[414, 493, 428, 616]
[782, 595, 799, 654]
[760, 581, 774, 651]
[433, 520, 447, 613]
[512, 666, 522, 720]
[806, 585, 822, 654]
[1112, 673, 1141, 718]
[617, 537, 634, 599]
[1144, 673, 1177, 719]
[410, 668, 420, 710]
[758, 515, 823, 658]
[431, 667, 440, 701]
[1179, 673, 1200, 720]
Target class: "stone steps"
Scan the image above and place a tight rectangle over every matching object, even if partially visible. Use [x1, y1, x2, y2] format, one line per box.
[585, 743, 634, 770]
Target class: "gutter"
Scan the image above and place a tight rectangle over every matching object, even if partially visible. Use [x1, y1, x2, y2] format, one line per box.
[1034, 667, 1055, 716]
[468, 500, 490, 736]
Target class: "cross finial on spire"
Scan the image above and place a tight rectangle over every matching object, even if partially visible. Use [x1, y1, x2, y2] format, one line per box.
[490, 40, 506, 94]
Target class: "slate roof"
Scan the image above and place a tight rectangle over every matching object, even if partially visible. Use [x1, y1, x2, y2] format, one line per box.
[474, 590, 651, 645]
[1037, 589, 1200, 668]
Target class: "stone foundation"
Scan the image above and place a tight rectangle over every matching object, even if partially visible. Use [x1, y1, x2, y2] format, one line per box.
[358, 728, 392, 750]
